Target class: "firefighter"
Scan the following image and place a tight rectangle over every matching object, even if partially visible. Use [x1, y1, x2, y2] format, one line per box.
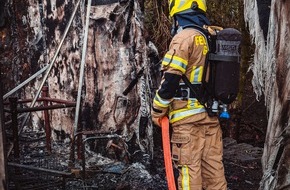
[151, 0, 227, 189]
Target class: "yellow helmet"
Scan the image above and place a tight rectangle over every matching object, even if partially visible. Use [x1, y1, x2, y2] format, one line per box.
[169, 0, 207, 17]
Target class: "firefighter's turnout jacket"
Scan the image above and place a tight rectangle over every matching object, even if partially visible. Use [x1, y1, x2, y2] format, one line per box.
[152, 28, 227, 189]
[152, 28, 208, 124]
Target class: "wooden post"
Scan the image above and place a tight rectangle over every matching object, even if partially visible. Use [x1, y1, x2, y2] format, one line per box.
[0, 67, 8, 190]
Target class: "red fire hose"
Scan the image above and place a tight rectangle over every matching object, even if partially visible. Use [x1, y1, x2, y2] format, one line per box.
[161, 117, 177, 190]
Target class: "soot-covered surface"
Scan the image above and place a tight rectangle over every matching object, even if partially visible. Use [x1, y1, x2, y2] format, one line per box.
[7, 74, 267, 190]
[7, 124, 264, 190]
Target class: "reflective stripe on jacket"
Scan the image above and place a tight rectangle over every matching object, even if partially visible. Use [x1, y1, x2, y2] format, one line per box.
[153, 28, 209, 124]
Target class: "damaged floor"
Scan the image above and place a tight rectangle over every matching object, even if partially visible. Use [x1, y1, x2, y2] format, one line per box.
[7, 125, 263, 190]
[7, 71, 266, 189]
[223, 137, 263, 190]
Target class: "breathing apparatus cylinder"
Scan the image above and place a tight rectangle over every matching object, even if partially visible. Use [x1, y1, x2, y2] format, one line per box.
[209, 28, 242, 105]
[207, 28, 242, 119]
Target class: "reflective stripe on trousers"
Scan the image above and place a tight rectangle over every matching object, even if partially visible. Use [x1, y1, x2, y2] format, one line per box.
[171, 112, 227, 190]
[181, 165, 190, 190]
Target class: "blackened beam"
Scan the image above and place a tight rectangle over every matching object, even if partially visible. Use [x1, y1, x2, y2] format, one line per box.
[123, 67, 144, 96]
[8, 162, 73, 176]
[16, 103, 76, 113]
[4, 97, 75, 105]
[8, 162, 72, 177]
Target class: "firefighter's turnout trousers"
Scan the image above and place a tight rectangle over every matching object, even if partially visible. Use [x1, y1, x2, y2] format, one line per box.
[171, 112, 227, 190]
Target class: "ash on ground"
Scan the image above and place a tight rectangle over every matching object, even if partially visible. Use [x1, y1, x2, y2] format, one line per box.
[7, 123, 263, 190]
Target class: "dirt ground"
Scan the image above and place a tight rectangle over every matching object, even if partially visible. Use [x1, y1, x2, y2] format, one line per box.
[222, 70, 268, 190]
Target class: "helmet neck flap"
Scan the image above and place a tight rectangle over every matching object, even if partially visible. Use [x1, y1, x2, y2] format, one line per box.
[171, 11, 210, 35]
[175, 11, 210, 28]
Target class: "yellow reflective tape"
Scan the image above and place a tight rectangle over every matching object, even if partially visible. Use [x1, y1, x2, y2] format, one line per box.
[182, 165, 190, 190]
[197, 66, 203, 82]
[162, 54, 188, 73]
[162, 54, 174, 66]
[169, 107, 206, 123]
[153, 99, 168, 108]
[190, 66, 196, 82]
[163, 54, 188, 66]
[153, 93, 170, 108]
[186, 99, 203, 109]
[170, 55, 188, 66]
[187, 99, 193, 109]
[169, 108, 189, 116]
[190, 66, 203, 83]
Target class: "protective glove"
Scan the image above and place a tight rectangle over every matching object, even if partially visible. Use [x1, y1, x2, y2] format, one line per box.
[151, 106, 167, 127]
[152, 117, 162, 127]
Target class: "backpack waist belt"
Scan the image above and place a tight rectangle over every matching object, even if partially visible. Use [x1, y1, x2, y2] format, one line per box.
[174, 84, 201, 99]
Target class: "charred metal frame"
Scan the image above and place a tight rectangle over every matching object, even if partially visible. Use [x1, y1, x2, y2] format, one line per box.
[0, 0, 126, 188]
[69, 130, 125, 179]
[3, 86, 76, 189]
[3, 87, 126, 187]
[4, 86, 76, 156]
[8, 162, 72, 190]
[0, 0, 81, 185]
[8, 163, 71, 190]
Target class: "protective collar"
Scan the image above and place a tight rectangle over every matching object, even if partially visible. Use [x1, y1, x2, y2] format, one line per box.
[171, 11, 211, 35]
[175, 11, 211, 28]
